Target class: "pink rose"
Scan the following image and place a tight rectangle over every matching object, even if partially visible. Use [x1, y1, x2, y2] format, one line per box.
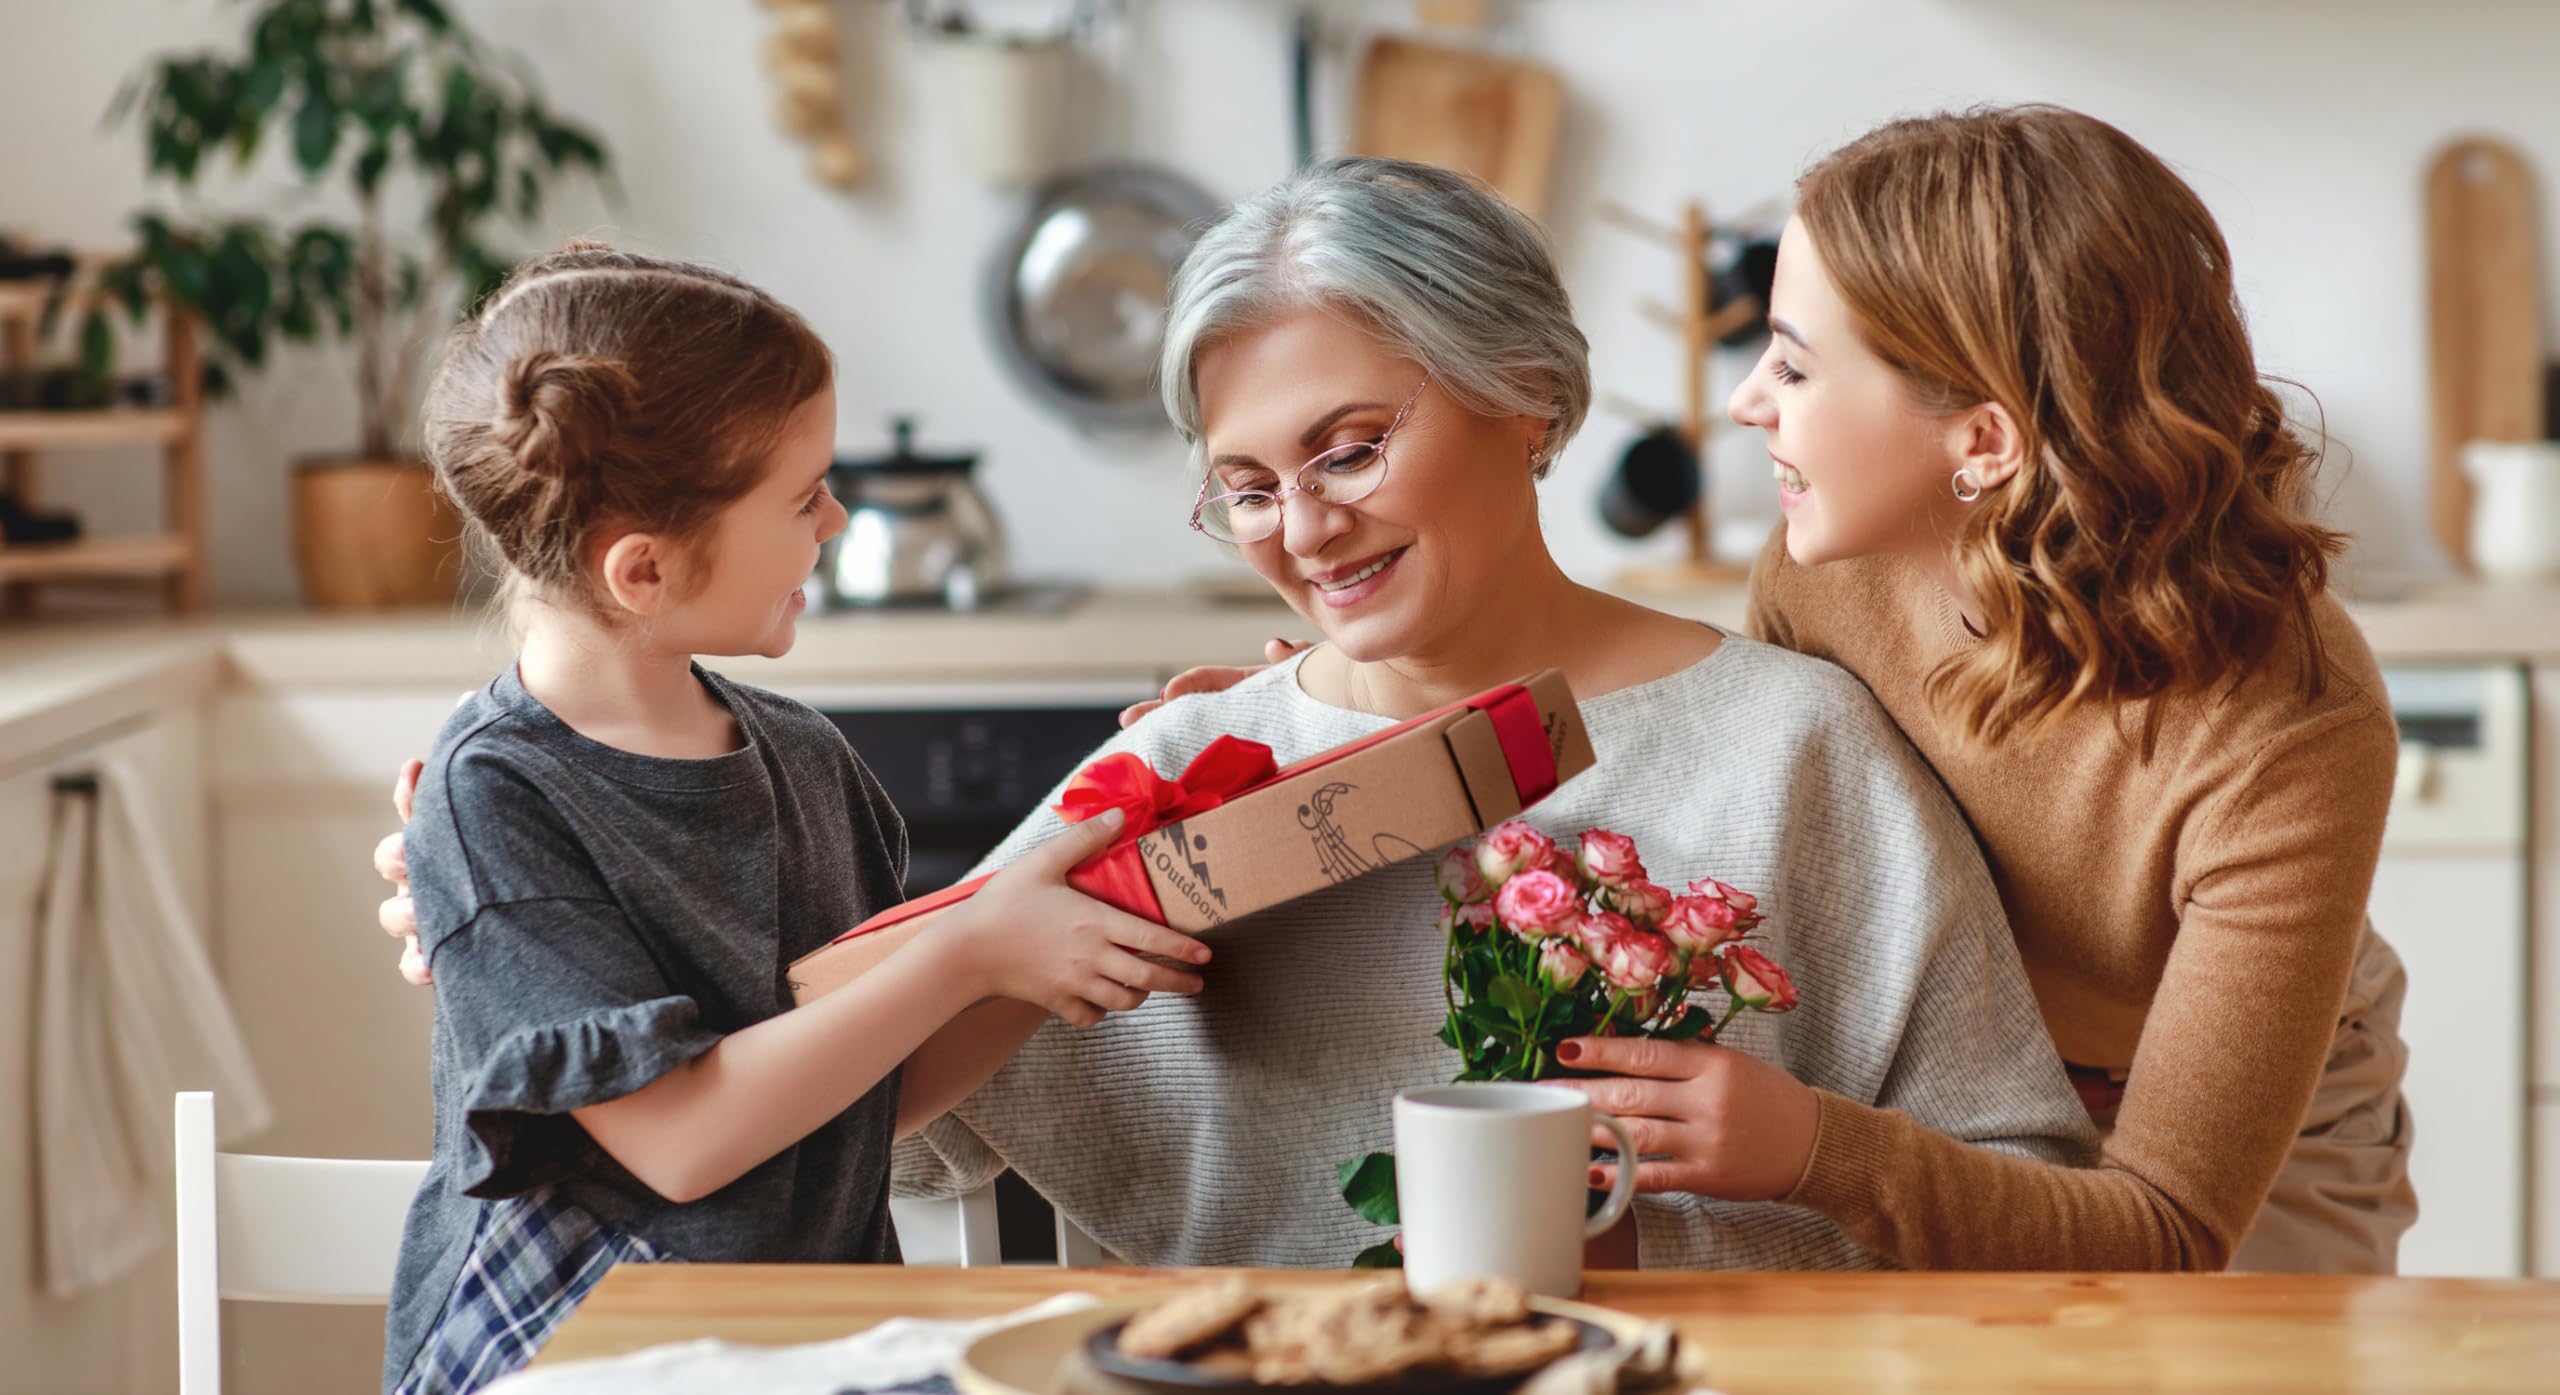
[1688, 877, 1765, 933]
[1537, 939, 1591, 990]
[1436, 900, 1495, 938]
[1660, 893, 1742, 954]
[1494, 868, 1581, 941]
[1720, 943, 1798, 1012]
[1577, 829, 1646, 888]
[1581, 912, 1675, 992]
[1475, 821, 1558, 886]
[1613, 879, 1673, 925]
[1435, 846, 1490, 905]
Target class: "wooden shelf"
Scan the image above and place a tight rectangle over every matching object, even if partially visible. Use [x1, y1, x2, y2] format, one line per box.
[0, 408, 190, 451]
[1, 246, 204, 616]
[0, 533, 191, 584]
[0, 283, 61, 323]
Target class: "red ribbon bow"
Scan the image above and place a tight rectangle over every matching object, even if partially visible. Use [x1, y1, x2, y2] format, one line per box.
[1052, 736, 1277, 920]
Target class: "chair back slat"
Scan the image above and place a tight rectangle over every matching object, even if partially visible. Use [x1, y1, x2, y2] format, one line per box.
[214, 1152, 429, 1303]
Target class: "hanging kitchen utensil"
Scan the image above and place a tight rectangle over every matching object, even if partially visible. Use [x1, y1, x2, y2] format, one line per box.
[986, 161, 1220, 431]
[2425, 137, 2545, 572]
[1598, 424, 1701, 539]
[1349, 35, 1563, 219]
[1595, 200, 1765, 588]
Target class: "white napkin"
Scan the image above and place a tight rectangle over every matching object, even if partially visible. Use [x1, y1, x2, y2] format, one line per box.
[481, 1291, 1102, 1395]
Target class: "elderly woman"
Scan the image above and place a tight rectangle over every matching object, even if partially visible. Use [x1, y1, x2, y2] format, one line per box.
[375, 158, 2092, 1269]
[884, 158, 2091, 1268]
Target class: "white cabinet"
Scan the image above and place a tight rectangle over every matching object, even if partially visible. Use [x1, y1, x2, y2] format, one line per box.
[2533, 666, 2560, 1278]
[2373, 663, 2530, 1277]
[0, 708, 204, 1394]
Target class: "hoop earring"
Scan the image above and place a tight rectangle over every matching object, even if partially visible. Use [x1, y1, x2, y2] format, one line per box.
[1951, 468, 1983, 504]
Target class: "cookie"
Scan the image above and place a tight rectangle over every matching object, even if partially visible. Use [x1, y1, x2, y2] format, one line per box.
[1185, 1346, 1257, 1380]
[1418, 1275, 1532, 1329]
[1117, 1277, 1263, 1360]
[1444, 1318, 1583, 1377]
[1246, 1281, 1446, 1386]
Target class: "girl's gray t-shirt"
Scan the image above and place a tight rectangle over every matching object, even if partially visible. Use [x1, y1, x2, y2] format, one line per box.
[386, 664, 909, 1379]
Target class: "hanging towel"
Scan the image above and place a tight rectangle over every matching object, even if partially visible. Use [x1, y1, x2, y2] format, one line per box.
[34, 756, 273, 1297]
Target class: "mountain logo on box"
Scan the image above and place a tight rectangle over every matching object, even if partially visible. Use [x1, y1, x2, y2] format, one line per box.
[1146, 820, 1230, 925]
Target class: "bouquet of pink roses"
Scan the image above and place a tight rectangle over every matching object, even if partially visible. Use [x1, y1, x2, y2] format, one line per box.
[1432, 820, 1794, 1082]
[1334, 820, 1796, 1265]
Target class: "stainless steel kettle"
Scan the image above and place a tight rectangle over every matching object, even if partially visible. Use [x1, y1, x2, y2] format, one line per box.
[814, 418, 1009, 609]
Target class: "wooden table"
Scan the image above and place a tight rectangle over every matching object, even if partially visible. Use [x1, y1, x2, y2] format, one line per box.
[535, 1264, 2560, 1393]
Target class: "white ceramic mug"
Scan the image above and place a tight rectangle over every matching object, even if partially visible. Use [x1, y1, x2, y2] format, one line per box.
[1392, 1082, 1639, 1299]
[2461, 440, 2560, 580]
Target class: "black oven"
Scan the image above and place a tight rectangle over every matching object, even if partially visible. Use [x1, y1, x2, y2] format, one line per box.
[815, 687, 1143, 899]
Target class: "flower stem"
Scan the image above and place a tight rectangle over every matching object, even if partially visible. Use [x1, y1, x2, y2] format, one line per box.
[1593, 991, 1625, 1038]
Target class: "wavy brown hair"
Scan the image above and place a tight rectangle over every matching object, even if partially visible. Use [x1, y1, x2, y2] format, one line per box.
[420, 240, 832, 616]
[1795, 105, 2342, 750]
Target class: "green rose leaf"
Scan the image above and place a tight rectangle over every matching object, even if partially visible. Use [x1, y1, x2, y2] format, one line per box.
[1490, 972, 1538, 1022]
[1350, 1241, 1405, 1270]
[1336, 1151, 1399, 1227]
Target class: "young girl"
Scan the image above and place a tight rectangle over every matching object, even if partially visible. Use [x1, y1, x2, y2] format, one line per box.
[382, 242, 1211, 1394]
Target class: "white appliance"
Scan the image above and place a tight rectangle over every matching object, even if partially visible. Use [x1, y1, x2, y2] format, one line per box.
[2369, 662, 2531, 1276]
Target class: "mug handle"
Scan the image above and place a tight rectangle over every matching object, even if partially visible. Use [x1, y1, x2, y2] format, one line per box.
[1584, 1111, 1640, 1238]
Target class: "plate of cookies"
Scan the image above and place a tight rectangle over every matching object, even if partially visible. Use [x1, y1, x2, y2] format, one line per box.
[957, 1275, 1695, 1395]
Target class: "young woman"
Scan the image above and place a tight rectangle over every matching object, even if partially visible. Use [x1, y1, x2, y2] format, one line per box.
[1564, 105, 2408, 1274]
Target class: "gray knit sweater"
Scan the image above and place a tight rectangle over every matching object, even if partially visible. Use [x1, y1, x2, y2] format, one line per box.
[895, 637, 2096, 1269]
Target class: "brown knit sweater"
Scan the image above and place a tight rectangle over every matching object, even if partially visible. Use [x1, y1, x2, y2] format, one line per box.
[1748, 525, 2398, 1270]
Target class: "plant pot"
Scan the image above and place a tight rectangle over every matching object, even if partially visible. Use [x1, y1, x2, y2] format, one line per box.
[291, 458, 464, 609]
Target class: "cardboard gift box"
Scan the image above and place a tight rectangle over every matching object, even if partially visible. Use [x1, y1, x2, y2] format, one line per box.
[786, 668, 1597, 1004]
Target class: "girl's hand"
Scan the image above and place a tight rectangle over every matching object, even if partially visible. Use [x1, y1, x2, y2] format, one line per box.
[1553, 1035, 1821, 1203]
[1117, 638, 1306, 728]
[376, 757, 432, 986]
[940, 809, 1213, 1026]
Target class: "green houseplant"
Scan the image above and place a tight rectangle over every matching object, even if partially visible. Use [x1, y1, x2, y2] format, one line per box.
[84, 0, 613, 605]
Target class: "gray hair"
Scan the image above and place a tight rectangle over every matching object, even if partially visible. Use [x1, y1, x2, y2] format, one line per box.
[1159, 157, 1590, 478]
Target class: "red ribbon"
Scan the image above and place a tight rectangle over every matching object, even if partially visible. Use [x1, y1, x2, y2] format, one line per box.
[1052, 735, 1277, 921]
[1467, 685, 1558, 808]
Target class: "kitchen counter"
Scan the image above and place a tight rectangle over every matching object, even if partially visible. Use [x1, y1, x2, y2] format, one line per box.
[0, 625, 224, 773]
[2, 576, 2556, 770]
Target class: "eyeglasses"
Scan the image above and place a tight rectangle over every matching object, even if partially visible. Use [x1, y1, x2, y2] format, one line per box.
[1187, 375, 1430, 545]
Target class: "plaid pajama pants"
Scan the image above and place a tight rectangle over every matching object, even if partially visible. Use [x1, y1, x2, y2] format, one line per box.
[393, 1189, 663, 1395]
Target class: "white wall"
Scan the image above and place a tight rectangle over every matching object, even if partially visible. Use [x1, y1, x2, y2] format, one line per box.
[5, 0, 2557, 606]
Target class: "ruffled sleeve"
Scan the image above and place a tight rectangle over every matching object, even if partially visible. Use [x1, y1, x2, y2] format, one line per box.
[429, 897, 725, 1198]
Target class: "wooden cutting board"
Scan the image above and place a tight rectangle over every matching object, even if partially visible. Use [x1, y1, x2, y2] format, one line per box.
[2425, 137, 2545, 571]
[1350, 35, 1563, 219]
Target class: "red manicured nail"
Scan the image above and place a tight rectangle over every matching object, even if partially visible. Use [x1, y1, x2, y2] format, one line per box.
[1557, 1041, 1582, 1064]
[1588, 1167, 1607, 1187]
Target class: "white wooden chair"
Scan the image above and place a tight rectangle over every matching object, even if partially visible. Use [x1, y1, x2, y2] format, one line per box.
[174, 1091, 430, 1395]
[889, 1183, 1109, 1266]
[176, 1092, 1098, 1392]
